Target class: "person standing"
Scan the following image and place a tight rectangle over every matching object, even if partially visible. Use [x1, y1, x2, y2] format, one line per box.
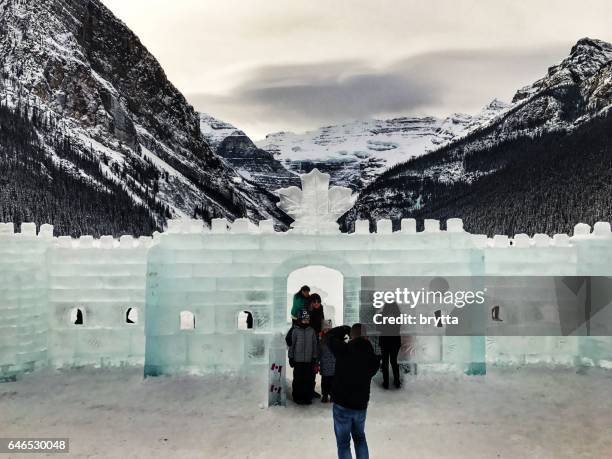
[308, 293, 325, 398]
[287, 309, 319, 405]
[308, 293, 325, 335]
[291, 285, 310, 321]
[378, 302, 402, 389]
[379, 336, 401, 389]
[327, 324, 380, 459]
[319, 324, 336, 403]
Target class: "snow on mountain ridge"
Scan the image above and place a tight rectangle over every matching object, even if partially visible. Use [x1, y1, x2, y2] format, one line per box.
[513, 37, 612, 103]
[344, 37, 612, 233]
[199, 112, 299, 191]
[256, 101, 509, 189]
[0, 0, 288, 232]
[198, 113, 244, 150]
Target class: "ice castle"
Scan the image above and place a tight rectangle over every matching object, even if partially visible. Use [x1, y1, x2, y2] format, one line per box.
[1, 169, 612, 402]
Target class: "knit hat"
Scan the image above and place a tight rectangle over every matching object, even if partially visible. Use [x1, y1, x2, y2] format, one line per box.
[299, 309, 310, 322]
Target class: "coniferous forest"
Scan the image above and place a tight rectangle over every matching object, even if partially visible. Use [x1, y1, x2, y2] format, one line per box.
[345, 110, 612, 236]
[0, 104, 161, 237]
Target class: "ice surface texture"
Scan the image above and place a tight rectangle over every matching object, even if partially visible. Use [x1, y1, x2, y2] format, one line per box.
[275, 169, 356, 234]
[1, 172, 612, 386]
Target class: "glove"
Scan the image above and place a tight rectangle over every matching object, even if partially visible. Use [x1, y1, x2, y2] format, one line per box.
[289, 358, 295, 368]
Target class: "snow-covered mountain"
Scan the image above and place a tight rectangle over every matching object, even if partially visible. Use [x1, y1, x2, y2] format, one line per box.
[344, 38, 612, 236]
[199, 113, 299, 190]
[513, 38, 612, 108]
[0, 0, 289, 236]
[198, 113, 244, 151]
[3, 0, 609, 238]
[255, 99, 509, 189]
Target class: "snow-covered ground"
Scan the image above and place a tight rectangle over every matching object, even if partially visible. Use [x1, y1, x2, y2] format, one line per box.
[1, 367, 611, 458]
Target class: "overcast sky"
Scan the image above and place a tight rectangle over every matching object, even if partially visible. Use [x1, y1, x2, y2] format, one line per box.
[102, 0, 612, 139]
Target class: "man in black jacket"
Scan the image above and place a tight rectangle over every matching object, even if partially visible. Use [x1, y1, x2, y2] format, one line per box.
[328, 324, 380, 459]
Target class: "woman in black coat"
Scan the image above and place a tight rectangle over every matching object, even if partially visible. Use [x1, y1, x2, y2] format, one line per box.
[307, 293, 325, 335]
[306, 293, 325, 398]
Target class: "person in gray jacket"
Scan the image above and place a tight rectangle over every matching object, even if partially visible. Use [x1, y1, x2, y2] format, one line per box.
[319, 322, 336, 403]
[287, 309, 319, 405]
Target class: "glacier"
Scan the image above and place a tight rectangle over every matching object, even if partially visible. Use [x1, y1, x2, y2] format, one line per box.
[255, 99, 509, 189]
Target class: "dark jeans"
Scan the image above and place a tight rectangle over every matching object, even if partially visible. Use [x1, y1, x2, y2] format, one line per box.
[322, 375, 334, 398]
[333, 403, 368, 459]
[381, 344, 400, 386]
[292, 362, 315, 403]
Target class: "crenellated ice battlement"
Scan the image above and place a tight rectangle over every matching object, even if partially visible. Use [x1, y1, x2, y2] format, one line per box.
[2, 169, 612, 391]
[3, 215, 609, 247]
[166, 214, 612, 242]
[2, 214, 612, 382]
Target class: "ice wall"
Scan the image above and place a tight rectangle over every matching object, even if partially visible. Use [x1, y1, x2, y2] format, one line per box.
[484, 225, 612, 369]
[143, 217, 485, 376]
[1, 216, 612, 384]
[484, 231, 577, 367]
[574, 223, 612, 368]
[144, 219, 278, 376]
[0, 223, 52, 381]
[47, 234, 153, 367]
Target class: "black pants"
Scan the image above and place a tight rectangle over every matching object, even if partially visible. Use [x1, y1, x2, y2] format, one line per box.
[321, 375, 334, 398]
[311, 335, 321, 396]
[292, 362, 315, 403]
[381, 345, 400, 386]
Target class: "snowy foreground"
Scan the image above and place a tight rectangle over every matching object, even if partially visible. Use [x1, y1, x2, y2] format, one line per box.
[1, 367, 611, 458]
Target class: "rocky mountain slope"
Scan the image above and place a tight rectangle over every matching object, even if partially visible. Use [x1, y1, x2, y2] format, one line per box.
[344, 38, 612, 235]
[0, 0, 289, 236]
[256, 99, 509, 189]
[199, 113, 298, 190]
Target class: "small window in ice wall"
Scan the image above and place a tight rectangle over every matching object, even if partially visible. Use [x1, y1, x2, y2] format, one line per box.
[180, 311, 195, 330]
[491, 305, 502, 322]
[70, 307, 84, 325]
[238, 311, 254, 330]
[126, 307, 138, 324]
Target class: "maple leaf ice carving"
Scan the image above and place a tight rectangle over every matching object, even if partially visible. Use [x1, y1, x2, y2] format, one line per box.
[275, 169, 356, 234]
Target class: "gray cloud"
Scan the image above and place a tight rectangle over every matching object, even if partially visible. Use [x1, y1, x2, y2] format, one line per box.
[239, 62, 437, 118]
[188, 45, 570, 138]
[388, 46, 569, 109]
[102, 0, 612, 138]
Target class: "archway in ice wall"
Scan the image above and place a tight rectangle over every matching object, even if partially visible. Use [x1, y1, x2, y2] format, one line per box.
[286, 265, 344, 327]
[272, 254, 360, 331]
